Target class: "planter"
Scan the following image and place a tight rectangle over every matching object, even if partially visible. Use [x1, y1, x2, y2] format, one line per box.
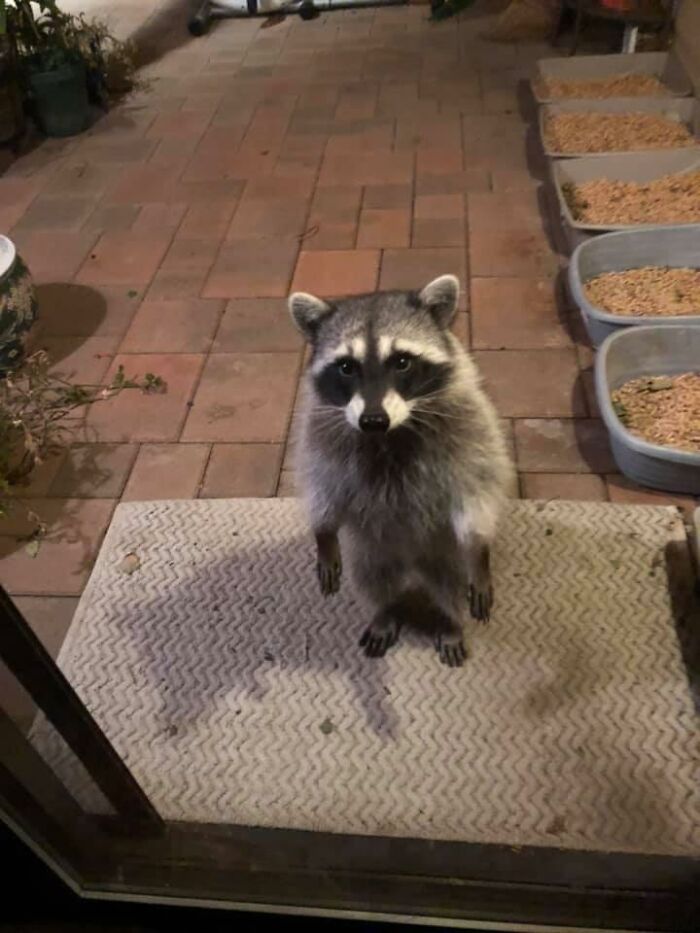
[551, 149, 700, 237]
[532, 51, 692, 104]
[540, 97, 700, 159]
[569, 226, 700, 346]
[0, 37, 25, 145]
[0, 236, 38, 373]
[595, 325, 700, 494]
[28, 58, 89, 138]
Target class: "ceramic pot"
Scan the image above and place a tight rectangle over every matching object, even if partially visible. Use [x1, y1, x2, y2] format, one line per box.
[0, 235, 38, 373]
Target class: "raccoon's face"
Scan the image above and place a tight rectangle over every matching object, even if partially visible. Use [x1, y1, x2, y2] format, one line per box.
[289, 275, 459, 434]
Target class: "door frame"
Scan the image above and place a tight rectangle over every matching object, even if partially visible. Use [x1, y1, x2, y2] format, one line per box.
[1, 585, 698, 931]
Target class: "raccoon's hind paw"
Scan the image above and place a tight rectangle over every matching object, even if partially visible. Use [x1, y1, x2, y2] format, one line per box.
[435, 631, 467, 668]
[468, 583, 493, 624]
[317, 558, 342, 597]
[359, 614, 401, 659]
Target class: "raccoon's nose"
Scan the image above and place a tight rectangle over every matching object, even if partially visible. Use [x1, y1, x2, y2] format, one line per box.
[359, 411, 389, 433]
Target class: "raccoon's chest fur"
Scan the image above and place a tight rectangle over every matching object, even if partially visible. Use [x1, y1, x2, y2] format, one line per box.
[334, 434, 457, 542]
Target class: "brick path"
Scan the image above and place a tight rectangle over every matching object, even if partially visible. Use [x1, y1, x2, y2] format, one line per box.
[0, 6, 697, 696]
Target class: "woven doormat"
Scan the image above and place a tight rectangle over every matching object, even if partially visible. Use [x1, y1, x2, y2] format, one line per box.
[31, 499, 700, 856]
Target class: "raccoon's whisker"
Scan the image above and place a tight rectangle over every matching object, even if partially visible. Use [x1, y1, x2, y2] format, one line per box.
[412, 388, 450, 403]
[313, 418, 349, 441]
[312, 405, 345, 415]
[315, 416, 346, 429]
[410, 407, 464, 422]
[404, 414, 441, 436]
[320, 418, 354, 443]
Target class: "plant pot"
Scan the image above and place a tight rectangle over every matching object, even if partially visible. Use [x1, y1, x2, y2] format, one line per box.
[0, 236, 38, 374]
[28, 58, 89, 138]
[595, 325, 700, 495]
[86, 64, 109, 110]
[0, 37, 25, 145]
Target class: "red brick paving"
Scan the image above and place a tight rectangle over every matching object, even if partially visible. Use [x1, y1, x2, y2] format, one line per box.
[0, 499, 116, 596]
[36, 334, 119, 384]
[181, 352, 299, 443]
[291, 248, 380, 296]
[199, 444, 283, 498]
[380, 247, 468, 309]
[213, 298, 301, 353]
[119, 298, 224, 353]
[2, 5, 696, 622]
[35, 283, 143, 337]
[357, 208, 411, 249]
[605, 475, 697, 518]
[122, 443, 210, 501]
[76, 230, 173, 286]
[50, 444, 139, 498]
[470, 277, 572, 350]
[86, 353, 205, 443]
[203, 238, 299, 298]
[521, 473, 608, 502]
[475, 349, 586, 419]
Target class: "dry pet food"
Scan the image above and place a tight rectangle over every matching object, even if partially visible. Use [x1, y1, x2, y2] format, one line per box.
[585, 266, 700, 316]
[564, 171, 700, 225]
[537, 73, 669, 100]
[544, 112, 693, 154]
[611, 372, 700, 453]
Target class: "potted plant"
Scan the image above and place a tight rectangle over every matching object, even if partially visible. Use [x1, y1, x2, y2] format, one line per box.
[0, 235, 37, 373]
[0, 1, 26, 145]
[65, 13, 141, 110]
[1, 350, 165, 548]
[3, 2, 141, 137]
[6, 0, 90, 137]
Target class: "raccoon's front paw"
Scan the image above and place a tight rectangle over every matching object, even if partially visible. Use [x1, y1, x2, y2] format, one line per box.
[317, 557, 342, 597]
[468, 582, 493, 624]
[359, 613, 401, 658]
[435, 631, 467, 668]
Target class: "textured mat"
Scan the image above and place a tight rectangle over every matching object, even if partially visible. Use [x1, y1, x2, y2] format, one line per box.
[31, 499, 700, 856]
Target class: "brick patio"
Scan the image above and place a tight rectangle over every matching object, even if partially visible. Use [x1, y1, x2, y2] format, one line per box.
[1, 4, 698, 709]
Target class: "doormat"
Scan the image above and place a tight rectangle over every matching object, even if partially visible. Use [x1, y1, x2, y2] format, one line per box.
[31, 499, 700, 856]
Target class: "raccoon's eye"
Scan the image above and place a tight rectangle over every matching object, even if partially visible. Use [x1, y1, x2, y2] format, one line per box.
[337, 357, 358, 377]
[394, 354, 413, 373]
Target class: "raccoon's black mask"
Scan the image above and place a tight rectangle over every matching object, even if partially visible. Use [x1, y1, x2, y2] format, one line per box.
[289, 275, 459, 434]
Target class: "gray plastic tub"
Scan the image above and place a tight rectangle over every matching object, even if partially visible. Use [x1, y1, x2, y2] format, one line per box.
[532, 51, 693, 104]
[596, 325, 700, 494]
[544, 180, 592, 255]
[551, 150, 700, 235]
[540, 98, 700, 159]
[569, 225, 700, 346]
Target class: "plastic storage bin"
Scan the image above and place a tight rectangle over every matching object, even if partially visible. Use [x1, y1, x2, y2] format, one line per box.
[540, 97, 700, 159]
[569, 225, 700, 346]
[551, 149, 700, 236]
[595, 325, 700, 494]
[532, 51, 692, 105]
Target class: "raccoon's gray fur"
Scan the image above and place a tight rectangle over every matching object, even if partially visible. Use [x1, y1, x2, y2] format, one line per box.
[288, 275, 512, 667]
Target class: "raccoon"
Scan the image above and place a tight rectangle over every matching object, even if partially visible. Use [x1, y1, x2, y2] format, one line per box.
[288, 275, 512, 667]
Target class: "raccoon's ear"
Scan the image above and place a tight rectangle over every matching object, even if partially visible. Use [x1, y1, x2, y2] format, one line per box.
[288, 292, 334, 340]
[418, 274, 459, 329]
